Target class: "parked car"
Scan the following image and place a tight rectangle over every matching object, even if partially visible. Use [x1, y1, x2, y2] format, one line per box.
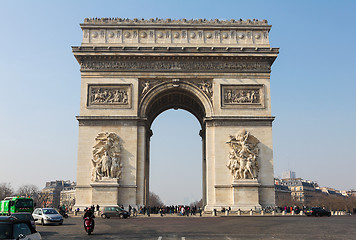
[305, 207, 331, 217]
[10, 212, 36, 230]
[32, 208, 63, 225]
[101, 206, 130, 219]
[0, 216, 41, 240]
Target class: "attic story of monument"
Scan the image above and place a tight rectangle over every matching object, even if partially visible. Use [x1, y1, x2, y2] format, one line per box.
[72, 18, 278, 211]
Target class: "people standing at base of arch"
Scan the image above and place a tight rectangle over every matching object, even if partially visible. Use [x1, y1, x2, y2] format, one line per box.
[132, 205, 200, 217]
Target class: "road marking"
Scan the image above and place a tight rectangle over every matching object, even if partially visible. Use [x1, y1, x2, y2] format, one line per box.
[158, 237, 162, 240]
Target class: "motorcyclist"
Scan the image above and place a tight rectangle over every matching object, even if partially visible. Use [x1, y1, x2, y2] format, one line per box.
[83, 208, 95, 219]
[59, 206, 68, 218]
[83, 207, 95, 232]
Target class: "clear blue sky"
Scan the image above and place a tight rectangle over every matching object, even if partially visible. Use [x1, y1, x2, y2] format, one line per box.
[1, 0, 355, 205]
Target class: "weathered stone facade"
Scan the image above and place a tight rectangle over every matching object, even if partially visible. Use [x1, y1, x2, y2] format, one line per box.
[73, 18, 278, 211]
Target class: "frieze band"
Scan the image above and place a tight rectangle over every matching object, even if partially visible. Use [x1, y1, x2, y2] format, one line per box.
[81, 59, 271, 73]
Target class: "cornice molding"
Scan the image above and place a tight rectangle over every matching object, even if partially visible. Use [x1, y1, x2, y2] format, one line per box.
[73, 46, 279, 54]
[82, 18, 270, 27]
[76, 116, 147, 126]
[76, 115, 275, 127]
[204, 116, 275, 127]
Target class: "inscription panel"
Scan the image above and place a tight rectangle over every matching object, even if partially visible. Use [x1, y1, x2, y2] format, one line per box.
[87, 84, 132, 109]
[221, 84, 264, 109]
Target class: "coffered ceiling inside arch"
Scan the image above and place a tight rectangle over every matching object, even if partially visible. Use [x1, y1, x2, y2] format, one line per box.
[144, 89, 206, 128]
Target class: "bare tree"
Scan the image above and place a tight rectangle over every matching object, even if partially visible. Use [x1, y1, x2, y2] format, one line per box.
[190, 199, 203, 208]
[307, 193, 356, 211]
[276, 194, 293, 208]
[17, 184, 39, 197]
[16, 184, 40, 206]
[37, 192, 52, 208]
[148, 192, 164, 206]
[0, 183, 14, 200]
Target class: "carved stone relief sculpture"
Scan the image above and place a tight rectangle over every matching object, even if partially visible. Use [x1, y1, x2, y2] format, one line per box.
[91, 132, 123, 182]
[139, 79, 163, 98]
[221, 84, 264, 108]
[225, 89, 259, 104]
[81, 59, 271, 73]
[139, 79, 213, 103]
[226, 129, 260, 180]
[197, 80, 213, 101]
[88, 85, 131, 108]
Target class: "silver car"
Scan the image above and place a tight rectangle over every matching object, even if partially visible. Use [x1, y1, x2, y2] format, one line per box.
[32, 208, 63, 225]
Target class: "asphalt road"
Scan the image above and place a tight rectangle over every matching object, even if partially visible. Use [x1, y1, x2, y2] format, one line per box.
[36, 214, 356, 240]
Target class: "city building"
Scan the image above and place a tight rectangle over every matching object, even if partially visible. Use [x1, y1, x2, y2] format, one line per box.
[318, 187, 342, 197]
[275, 178, 320, 204]
[274, 178, 292, 206]
[282, 170, 296, 179]
[275, 175, 355, 208]
[41, 180, 75, 208]
[60, 189, 76, 208]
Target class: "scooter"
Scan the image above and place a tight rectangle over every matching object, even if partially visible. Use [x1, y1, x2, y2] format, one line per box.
[84, 216, 94, 235]
[60, 211, 69, 218]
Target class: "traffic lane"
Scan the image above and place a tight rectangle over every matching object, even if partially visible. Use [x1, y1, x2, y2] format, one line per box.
[36, 215, 356, 240]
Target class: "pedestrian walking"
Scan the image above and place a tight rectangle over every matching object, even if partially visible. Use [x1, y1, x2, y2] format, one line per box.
[147, 206, 151, 217]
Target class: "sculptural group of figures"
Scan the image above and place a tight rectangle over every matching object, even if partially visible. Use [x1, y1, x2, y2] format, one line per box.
[224, 89, 259, 104]
[91, 132, 123, 182]
[91, 88, 128, 104]
[226, 129, 259, 180]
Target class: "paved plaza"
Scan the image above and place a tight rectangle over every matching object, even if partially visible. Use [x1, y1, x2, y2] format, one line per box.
[36, 214, 356, 240]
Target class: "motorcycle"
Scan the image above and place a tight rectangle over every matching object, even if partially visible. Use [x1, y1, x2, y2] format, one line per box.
[84, 216, 94, 235]
[60, 211, 69, 218]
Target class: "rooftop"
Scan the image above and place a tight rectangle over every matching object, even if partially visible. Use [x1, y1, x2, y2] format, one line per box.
[83, 18, 269, 26]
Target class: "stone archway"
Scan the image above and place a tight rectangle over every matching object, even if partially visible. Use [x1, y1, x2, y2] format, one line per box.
[139, 79, 213, 125]
[138, 79, 213, 206]
[73, 18, 278, 211]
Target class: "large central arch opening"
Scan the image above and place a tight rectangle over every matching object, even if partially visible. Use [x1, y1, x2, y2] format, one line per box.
[140, 82, 211, 206]
[150, 109, 202, 205]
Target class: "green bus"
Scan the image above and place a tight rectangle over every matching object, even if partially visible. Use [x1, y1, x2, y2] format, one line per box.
[0, 196, 34, 215]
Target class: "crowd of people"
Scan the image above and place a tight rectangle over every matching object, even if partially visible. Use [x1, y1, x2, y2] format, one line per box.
[134, 205, 203, 216]
[68, 204, 203, 217]
[65, 203, 314, 217]
[59, 203, 322, 217]
[277, 205, 304, 214]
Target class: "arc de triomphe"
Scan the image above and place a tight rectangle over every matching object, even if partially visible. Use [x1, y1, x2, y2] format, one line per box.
[72, 18, 278, 211]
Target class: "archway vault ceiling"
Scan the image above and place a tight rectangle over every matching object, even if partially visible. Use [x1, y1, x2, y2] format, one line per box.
[145, 89, 206, 128]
